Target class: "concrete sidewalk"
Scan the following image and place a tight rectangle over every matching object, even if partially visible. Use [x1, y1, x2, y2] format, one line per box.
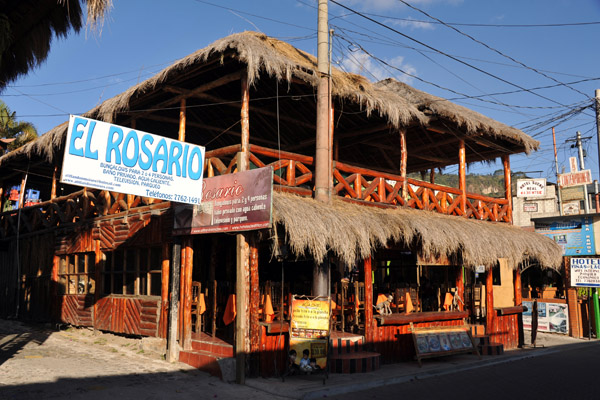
[244, 332, 593, 400]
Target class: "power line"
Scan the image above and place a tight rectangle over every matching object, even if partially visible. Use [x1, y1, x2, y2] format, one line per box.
[397, 0, 590, 99]
[329, 0, 573, 108]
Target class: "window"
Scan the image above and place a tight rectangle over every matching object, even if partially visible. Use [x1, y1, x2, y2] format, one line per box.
[102, 247, 162, 296]
[58, 253, 95, 295]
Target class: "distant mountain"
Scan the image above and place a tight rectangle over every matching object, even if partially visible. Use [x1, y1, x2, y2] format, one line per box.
[407, 171, 531, 198]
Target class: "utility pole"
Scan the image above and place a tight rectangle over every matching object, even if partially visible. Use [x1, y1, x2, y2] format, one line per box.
[594, 89, 600, 338]
[313, 0, 331, 297]
[576, 131, 590, 213]
[552, 127, 563, 215]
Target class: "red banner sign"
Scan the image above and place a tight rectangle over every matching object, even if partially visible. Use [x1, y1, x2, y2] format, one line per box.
[173, 166, 273, 234]
[559, 170, 592, 188]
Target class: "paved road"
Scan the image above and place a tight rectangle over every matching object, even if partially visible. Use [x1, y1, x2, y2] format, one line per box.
[329, 341, 600, 400]
[0, 320, 287, 400]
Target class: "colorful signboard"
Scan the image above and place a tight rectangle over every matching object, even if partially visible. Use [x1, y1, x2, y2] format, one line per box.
[61, 115, 205, 205]
[523, 301, 568, 334]
[558, 170, 592, 188]
[516, 178, 546, 198]
[173, 166, 273, 234]
[289, 296, 330, 370]
[535, 216, 594, 256]
[570, 258, 600, 287]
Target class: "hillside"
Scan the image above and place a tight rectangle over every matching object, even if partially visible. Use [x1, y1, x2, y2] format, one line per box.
[407, 171, 530, 197]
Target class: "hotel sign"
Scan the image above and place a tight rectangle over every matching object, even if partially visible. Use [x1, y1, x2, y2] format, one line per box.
[61, 115, 205, 205]
[570, 258, 600, 287]
[517, 178, 546, 198]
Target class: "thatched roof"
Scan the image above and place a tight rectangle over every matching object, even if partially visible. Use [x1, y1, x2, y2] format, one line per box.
[377, 78, 539, 154]
[0, 0, 112, 91]
[272, 191, 562, 271]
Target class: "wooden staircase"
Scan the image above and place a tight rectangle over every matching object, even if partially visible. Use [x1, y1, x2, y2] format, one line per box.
[329, 331, 381, 374]
[469, 324, 504, 356]
[179, 333, 234, 378]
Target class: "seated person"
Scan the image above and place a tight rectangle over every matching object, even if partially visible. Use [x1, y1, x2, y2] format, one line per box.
[309, 357, 321, 373]
[285, 349, 299, 376]
[299, 349, 312, 373]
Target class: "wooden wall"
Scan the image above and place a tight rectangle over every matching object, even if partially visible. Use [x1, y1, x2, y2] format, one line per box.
[488, 312, 520, 350]
[259, 325, 288, 378]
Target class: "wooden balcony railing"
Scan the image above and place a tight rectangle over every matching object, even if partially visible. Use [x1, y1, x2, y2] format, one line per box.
[0, 145, 510, 238]
[0, 188, 165, 239]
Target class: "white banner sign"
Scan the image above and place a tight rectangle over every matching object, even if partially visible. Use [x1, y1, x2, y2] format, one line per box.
[559, 170, 592, 188]
[516, 178, 546, 198]
[61, 115, 205, 205]
[570, 258, 600, 287]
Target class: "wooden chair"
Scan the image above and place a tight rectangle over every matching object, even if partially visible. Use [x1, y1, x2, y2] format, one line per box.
[354, 281, 365, 330]
[191, 281, 203, 333]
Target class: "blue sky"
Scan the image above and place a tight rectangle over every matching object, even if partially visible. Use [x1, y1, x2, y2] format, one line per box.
[3, 0, 600, 181]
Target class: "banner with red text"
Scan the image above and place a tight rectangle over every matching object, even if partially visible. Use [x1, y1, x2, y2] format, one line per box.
[173, 166, 272, 234]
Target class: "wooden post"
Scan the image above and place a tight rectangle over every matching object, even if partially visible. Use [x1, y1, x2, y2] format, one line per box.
[209, 237, 218, 337]
[18, 172, 27, 209]
[51, 165, 58, 200]
[93, 240, 102, 330]
[514, 267, 524, 348]
[400, 129, 407, 201]
[182, 238, 193, 350]
[364, 257, 374, 344]
[178, 98, 186, 142]
[485, 267, 494, 338]
[430, 168, 435, 184]
[167, 239, 181, 363]
[249, 239, 260, 375]
[160, 243, 170, 339]
[514, 269, 522, 306]
[502, 154, 513, 224]
[51, 255, 60, 321]
[235, 234, 250, 384]
[458, 140, 466, 216]
[179, 242, 186, 345]
[236, 71, 251, 384]
[455, 266, 464, 311]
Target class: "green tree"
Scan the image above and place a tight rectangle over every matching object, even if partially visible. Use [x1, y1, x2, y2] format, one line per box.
[0, 100, 38, 152]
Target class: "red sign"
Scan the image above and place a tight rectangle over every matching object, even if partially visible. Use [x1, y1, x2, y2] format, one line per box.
[173, 166, 273, 234]
[559, 170, 592, 188]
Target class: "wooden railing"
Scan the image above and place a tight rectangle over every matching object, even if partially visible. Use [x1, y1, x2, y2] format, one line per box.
[0, 188, 165, 239]
[0, 144, 510, 239]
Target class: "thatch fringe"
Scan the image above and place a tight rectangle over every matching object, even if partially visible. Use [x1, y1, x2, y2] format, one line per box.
[272, 191, 562, 271]
[377, 79, 539, 154]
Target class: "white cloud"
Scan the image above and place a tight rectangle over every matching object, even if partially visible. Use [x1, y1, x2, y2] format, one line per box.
[339, 51, 417, 84]
[386, 16, 435, 30]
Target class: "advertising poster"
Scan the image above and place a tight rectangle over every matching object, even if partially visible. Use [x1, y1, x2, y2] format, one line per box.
[516, 178, 546, 198]
[61, 115, 205, 205]
[173, 166, 273, 234]
[535, 217, 594, 256]
[289, 297, 330, 369]
[523, 301, 568, 334]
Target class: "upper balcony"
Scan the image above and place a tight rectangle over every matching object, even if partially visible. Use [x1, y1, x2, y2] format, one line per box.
[0, 32, 538, 238]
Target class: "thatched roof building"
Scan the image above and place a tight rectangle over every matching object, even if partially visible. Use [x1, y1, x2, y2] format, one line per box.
[272, 191, 562, 270]
[0, 31, 561, 270]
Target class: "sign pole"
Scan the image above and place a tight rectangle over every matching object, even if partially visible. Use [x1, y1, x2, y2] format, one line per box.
[594, 289, 600, 339]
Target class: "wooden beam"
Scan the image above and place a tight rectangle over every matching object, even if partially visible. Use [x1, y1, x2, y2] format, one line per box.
[249, 240, 260, 373]
[455, 266, 464, 311]
[185, 90, 316, 131]
[400, 129, 407, 200]
[364, 257, 374, 344]
[178, 98, 186, 142]
[458, 140, 466, 216]
[503, 154, 513, 224]
[51, 165, 58, 200]
[485, 267, 494, 339]
[166, 240, 181, 363]
[135, 69, 244, 121]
